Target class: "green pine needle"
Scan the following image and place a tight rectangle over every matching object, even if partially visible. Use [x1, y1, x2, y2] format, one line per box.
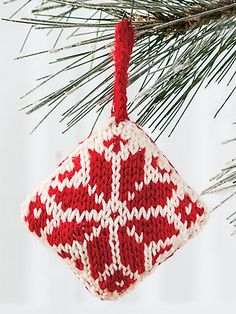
[4, 0, 236, 135]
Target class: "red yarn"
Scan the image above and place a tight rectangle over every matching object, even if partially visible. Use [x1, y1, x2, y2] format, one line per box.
[22, 17, 209, 300]
[112, 18, 135, 123]
[24, 134, 206, 296]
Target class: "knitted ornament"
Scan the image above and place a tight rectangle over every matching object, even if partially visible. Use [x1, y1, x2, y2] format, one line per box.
[22, 19, 209, 300]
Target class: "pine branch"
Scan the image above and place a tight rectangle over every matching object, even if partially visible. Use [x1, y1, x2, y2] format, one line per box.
[4, 0, 236, 136]
[203, 132, 236, 235]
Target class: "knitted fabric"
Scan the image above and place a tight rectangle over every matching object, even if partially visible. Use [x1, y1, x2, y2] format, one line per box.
[111, 19, 134, 122]
[21, 19, 209, 300]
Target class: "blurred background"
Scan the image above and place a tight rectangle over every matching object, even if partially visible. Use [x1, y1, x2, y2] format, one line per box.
[0, 2, 236, 314]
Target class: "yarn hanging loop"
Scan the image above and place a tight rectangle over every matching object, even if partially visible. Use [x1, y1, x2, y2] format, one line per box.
[111, 19, 135, 123]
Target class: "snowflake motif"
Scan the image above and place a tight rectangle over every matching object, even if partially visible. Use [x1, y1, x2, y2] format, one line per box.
[22, 118, 209, 299]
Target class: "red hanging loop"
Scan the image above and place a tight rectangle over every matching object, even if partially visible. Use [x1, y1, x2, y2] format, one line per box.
[111, 18, 135, 123]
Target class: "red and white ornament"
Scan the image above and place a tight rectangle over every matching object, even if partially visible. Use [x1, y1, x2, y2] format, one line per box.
[21, 19, 209, 300]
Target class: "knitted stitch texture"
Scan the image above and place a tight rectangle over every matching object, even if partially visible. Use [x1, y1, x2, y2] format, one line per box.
[111, 19, 134, 122]
[21, 19, 209, 300]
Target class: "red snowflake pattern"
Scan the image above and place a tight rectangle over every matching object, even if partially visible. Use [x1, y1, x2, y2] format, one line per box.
[22, 119, 208, 299]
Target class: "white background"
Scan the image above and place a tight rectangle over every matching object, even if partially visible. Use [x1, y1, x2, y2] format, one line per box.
[0, 3, 236, 314]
